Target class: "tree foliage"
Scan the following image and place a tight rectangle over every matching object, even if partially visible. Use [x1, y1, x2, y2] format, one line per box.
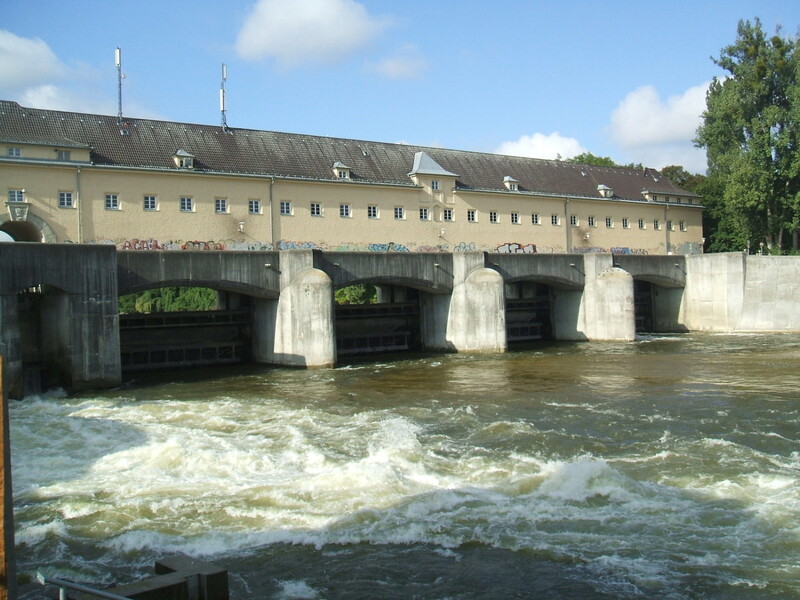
[119, 287, 217, 313]
[565, 152, 643, 170]
[696, 19, 800, 253]
[334, 284, 377, 305]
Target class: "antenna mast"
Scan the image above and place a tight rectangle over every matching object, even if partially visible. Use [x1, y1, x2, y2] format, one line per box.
[115, 47, 123, 124]
[220, 63, 228, 131]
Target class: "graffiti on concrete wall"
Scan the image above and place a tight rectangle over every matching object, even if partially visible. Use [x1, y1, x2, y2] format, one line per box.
[496, 242, 537, 254]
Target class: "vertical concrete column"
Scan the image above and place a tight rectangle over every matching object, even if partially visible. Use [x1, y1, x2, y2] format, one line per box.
[0, 296, 21, 400]
[579, 254, 635, 341]
[444, 252, 506, 353]
[0, 356, 17, 600]
[257, 250, 335, 367]
[65, 291, 122, 392]
[680, 252, 745, 331]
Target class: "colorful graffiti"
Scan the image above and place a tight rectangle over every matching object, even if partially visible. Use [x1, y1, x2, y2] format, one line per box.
[496, 242, 537, 254]
[453, 242, 477, 252]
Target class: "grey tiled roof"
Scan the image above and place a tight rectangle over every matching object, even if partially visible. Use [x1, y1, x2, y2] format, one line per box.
[0, 100, 699, 202]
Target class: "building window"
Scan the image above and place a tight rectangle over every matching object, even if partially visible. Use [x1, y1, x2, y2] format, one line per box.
[8, 189, 24, 203]
[367, 205, 378, 219]
[467, 209, 476, 223]
[638, 218, 646, 230]
[419, 207, 429, 220]
[7, 147, 21, 157]
[431, 180, 440, 191]
[311, 202, 323, 217]
[532, 213, 540, 225]
[248, 200, 261, 214]
[489, 211, 498, 223]
[605, 217, 613, 228]
[653, 219, 660, 230]
[214, 198, 227, 213]
[394, 206, 405, 220]
[665, 196, 670, 203]
[667, 220, 674, 231]
[180, 196, 193, 212]
[511, 212, 519, 224]
[652, 195, 658, 202]
[551, 214, 560, 226]
[569, 215, 578, 226]
[58, 192, 74, 208]
[280, 201, 292, 216]
[144, 195, 158, 211]
[443, 208, 453, 222]
[680, 220, 687, 232]
[588, 216, 596, 227]
[622, 217, 629, 229]
[56, 150, 71, 161]
[105, 193, 119, 210]
[340, 204, 351, 218]
[338, 170, 349, 179]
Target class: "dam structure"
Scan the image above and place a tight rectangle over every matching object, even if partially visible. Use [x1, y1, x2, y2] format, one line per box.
[1, 243, 799, 398]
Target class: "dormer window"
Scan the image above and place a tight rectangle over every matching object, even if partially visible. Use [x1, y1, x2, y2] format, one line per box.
[173, 149, 194, 169]
[597, 184, 613, 198]
[504, 176, 519, 191]
[332, 161, 351, 179]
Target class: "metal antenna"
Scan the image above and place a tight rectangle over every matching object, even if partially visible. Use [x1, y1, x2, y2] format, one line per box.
[115, 47, 124, 124]
[220, 63, 228, 131]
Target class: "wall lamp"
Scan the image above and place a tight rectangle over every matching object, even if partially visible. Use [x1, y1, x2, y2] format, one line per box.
[238, 221, 245, 233]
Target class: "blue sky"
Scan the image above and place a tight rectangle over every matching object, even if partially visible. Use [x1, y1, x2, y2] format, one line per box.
[2, 1, 798, 174]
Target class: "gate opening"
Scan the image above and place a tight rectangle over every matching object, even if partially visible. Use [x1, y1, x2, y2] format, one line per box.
[505, 282, 553, 343]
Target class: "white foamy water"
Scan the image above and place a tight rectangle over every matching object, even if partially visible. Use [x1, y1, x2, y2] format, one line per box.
[12, 334, 800, 599]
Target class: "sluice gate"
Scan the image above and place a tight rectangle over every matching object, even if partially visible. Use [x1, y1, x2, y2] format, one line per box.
[335, 301, 420, 356]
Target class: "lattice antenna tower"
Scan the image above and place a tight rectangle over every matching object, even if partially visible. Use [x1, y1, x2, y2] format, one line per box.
[220, 63, 229, 131]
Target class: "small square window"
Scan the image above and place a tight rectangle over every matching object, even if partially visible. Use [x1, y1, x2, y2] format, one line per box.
[394, 206, 405, 220]
[340, 204, 351, 218]
[489, 211, 498, 223]
[105, 193, 119, 210]
[467, 209, 476, 223]
[56, 150, 71, 161]
[311, 202, 322, 217]
[8, 189, 24, 202]
[443, 208, 453, 222]
[532, 213, 540, 225]
[215, 198, 228, 213]
[180, 197, 193, 212]
[7, 147, 21, 157]
[551, 214, 560, 226]
[249, 200, 261, 214]
[58, 192, 74, 208]
[367, 205, 378, 219]
[144, 195, 158, 211]
[419, 207, 429, 220]
[280, 201, 292, 216]
[511, 212, 519, 224]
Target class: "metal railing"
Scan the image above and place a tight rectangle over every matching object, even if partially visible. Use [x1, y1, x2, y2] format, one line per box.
[36, 572, 133, 600]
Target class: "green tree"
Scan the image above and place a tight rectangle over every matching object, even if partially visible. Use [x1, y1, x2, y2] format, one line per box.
[696, 19, 800, 253]
[334, 284, 377, 305]
[119, 287, 217, 313]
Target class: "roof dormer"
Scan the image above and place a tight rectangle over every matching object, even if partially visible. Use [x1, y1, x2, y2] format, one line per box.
[597, 184, 613, 198]
[332, 161, 351, 179]
[503, 176, 519, 191]
[173, 149, 194, 169]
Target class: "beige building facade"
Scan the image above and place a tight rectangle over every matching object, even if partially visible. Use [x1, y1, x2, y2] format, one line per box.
[0, 100, 703, 254]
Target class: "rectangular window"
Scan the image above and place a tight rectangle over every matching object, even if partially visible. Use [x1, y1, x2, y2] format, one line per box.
[58, 192, 74, 208]
[143, 195, 157, 211]
[605, 217, 613, 228]
[679, 220, 687, 232]
[652, 195, 659, 202]
[467, 209, 477, 223]
[622, 217, 629, 229]
[653, 219, 660, 230]
[551, 214, 560, 226]
[431, 180, 440, 191]
[214, 198, 227, 213]
[311, 202, 322, 217]
[569, 215, 578, 226]
[8, 189, 24, 202]
[532, 213, 540, 225]
[248, 200, 261, 214]
[367, 205, 378, 219]
[340, 204, 351, 218]
[511, 212, 519, 224]
[588, 216, 596, 227]
[7, 147, 21, 157]
[180, 196, 193, 212]
[638, 218, 646, 230]
[105, 193, 119, 210]
[443, 208, 453, 222]
[280, 201, 292, 216]
[394, 206, 405, 220]
[56, 150, 71, 161]
[489, 211, 498, 223]
[419, 207, 429, 220]
[667, 220, 674, 231]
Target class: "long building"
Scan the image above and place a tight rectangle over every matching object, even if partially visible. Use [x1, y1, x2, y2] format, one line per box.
[0, 100, 702, 254]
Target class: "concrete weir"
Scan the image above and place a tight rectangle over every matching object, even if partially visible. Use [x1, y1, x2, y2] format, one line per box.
[2, 245, 800, 397]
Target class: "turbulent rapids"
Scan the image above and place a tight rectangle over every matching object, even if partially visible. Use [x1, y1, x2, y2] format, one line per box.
[12, 333, 800, 599]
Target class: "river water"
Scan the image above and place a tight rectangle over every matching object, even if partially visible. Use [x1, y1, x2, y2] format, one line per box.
[11, 333, 800, 599]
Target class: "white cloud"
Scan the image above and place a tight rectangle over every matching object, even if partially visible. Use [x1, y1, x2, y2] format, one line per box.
[0, 30, 66, 92]
[373, 45, 427, 80]
[495, 132, 587, 160]
[236, 0, 390, 67]
[609, 83, 709, 172]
